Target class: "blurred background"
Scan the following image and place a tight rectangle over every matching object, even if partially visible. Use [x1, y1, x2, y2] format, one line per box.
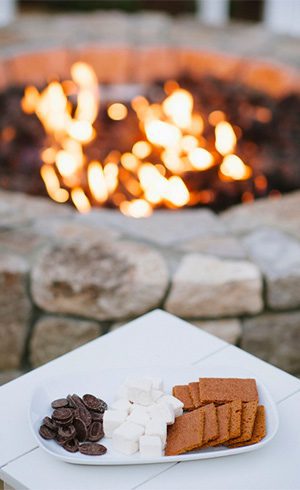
[0, 0, 300, 35]
[0, 1, 299, 386]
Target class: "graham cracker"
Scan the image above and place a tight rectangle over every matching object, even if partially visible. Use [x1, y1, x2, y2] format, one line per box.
[200, 403, 219, 445]
[172, 385, 194, 411]
[203, 403, 231, 447]
[227, 405, 266, 448]
[224, 401, 258, 446]
[165, 408, 205, 456]
[229, 400, 242, 439]
[199, 378, 258, 404]
[188, 382, 201, 408]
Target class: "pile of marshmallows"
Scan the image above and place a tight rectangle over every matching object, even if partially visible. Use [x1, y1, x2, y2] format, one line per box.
[103, 376, 184, 457]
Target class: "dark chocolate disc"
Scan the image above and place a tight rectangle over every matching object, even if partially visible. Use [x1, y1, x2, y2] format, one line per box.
[67, 395, 77, 409]
[82, 394, 107, 413]
[79, 443, 107, 456]
[63, 438, 79, 453]
[76, 407, 92, 427]
[71, 394, 86, 410]
[39, 424, 56, 440]
[55, 434, 69, 446]
[43, 416, 57, 432]
[90, 411, 103, 422]
[88, 421, 104, 442]
[73, 417, 88, 442]
[52, 408, 73, 422]
[51, 398, 69, 409]
[58, 424, 76, 441]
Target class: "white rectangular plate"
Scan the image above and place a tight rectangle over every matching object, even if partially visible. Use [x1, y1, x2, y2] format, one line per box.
[29, 365, 279, 465]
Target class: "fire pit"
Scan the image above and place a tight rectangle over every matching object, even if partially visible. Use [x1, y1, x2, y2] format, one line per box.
[1, 52, 300, 216]
[0, 45, 299, 384]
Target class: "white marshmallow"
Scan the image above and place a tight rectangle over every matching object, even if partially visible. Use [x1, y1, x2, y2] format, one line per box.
[110, 398, 132, 414]
[145, 377, 163, 391]
[116, 376, 137, 400]
[139, 435, 163, 458]
[145, 418, 167, 445]
[158, 395, 184, 417]
[103, 409, 128, 438]
[151, 389, 164, 402]
[148, 402, 175, 425]
[127, 378, 153, 406]
[112, 422, 144, 456]
[127, 405, 150, 427]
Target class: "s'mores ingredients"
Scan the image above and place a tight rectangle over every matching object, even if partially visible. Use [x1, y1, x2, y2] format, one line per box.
[158, 394, 184, 417]
[148, 401, 175, 425]
[127, 405, 151, 426]
[200, 403, 219, 445]
[110, 398, 132, 413]
[188, 382, 201, 408]
[126, 378, 153, 406]
[165, 408, 205, 456]
[199, 378, 258, 404]
[152, 389, 164, 402]
[229, 400, 243, 439]
[139, 435, 163, 457]
[203, 403, 231, 447]
[105, 376, 183, 456]
[39, 392, 107, 455]
[145, 418, 167, 445]
[227, 405, 266, 448]
[225, 401, 258, 445]
[103, 409, 128, 438]
[172, 385, 194, 411]
[112, 421, 144, 455]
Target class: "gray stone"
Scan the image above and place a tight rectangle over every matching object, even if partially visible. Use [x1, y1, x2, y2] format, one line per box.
[179, 235, 246, 260]
[0, 190, 72, 229]
[243, 228, 300, 310]
[32, 216, 120, 243]
[30, 316, 101, 367]
[220, 191, 300, 240]
[130, 12, 171, 45]
[0, 252, 31, 369]
[79, 208, 226, 246]
[191, 319, 242, 345]
[0, 227, 46, 257]
[241, 312, 300, 374]
[165, 254, 263, 318]
[31, 240, 169, 320]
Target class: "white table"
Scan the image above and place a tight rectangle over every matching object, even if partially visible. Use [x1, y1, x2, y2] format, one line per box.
[0, 310, 299, 490]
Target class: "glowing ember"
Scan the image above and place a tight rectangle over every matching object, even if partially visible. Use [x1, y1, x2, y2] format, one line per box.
[107, 103, 128, 121]
[87, 161, 108, 203]
[120, 199, 152, 218]
[219, 154, 252, 181]
[71, 187, 91, 213]
[215, 121, 237, 156]
[188, 148, 214, 171]
[21, 61, 257, 218]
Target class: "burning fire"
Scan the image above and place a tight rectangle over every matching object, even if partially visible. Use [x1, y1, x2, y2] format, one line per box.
[22, 62, 253, 217]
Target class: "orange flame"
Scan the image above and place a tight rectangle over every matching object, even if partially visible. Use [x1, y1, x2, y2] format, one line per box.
[215, 121, 237, 156]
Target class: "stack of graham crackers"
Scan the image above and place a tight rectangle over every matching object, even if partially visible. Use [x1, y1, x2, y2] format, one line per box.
[166, 378, 266, 456]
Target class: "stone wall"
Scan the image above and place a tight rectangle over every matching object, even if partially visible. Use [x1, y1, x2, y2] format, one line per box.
[0, 189, 299, 384]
